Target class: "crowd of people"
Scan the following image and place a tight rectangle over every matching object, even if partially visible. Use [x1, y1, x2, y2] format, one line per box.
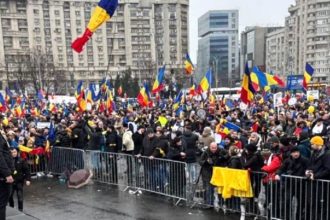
[1, 90, 330, 219]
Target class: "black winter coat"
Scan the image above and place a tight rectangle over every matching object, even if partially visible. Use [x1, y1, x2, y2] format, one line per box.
[132, 132, 144, 155]
[200, 148, 228, 182]
[167, 141, 187, 162]
[141, 136, 157, 156]
[0, 132, 14, 179]
[71, 126, 86, 149]
[308, 148, 330, 180]
[12, 157, 31, 184]
[105, 131, 120, 153]
[182, 131, 198, 163]
[277, 155, 309, 177]
[227, 156, 243, 169]
[241, 151, 264, 171]
[152, 135, 169, 158]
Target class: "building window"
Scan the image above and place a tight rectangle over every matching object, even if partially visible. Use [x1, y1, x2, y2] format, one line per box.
[55, 19, 61, 26]
[75, 11, 81, 16]
[54, 10, 60, 16]
[33, 9, 39, 15]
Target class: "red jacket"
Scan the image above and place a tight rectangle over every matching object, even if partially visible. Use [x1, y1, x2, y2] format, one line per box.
[262, 153, 282, 183]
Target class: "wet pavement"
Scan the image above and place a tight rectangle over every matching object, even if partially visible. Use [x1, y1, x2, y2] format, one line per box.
[21, 178, 242, 220]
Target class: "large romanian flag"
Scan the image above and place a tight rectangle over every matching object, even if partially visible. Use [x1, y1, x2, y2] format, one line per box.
[137, 84, 151, 107]
[196, 69, 212, 94]
[251, 66, 285, 92]
[152, 65, 166, 93]
[240, 63, 256, 104]
[303, 63, 314, 89]
[72, 0, 118, 53]
[184, 53, 194, 75]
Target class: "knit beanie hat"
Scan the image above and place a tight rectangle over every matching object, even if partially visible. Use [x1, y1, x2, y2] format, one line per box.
[310, 136, 324, 146]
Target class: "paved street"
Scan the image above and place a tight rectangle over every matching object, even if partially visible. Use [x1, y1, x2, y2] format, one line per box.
[20, 178, 242, 220]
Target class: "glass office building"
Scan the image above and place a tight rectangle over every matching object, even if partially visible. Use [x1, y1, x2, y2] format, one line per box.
[197, 10, 239, 87]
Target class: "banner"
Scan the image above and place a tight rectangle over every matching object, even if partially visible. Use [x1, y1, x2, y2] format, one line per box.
[273, 92, 283, 107]
[306, 90, 319, 100]
[287, 75, 304, 90]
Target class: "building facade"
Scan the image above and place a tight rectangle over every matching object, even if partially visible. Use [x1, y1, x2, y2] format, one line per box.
[240, 26, 283, 77]
[0, 0, 189, 93]
[282, 0, 330, 82]
[265, 28, 286, 75]
[197, 10, 239, 88]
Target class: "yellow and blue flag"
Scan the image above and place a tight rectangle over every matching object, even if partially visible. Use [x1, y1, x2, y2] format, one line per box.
[72, 0, 118, 53]
[152, 65, 166, 93]
[303, 63, 314, 89]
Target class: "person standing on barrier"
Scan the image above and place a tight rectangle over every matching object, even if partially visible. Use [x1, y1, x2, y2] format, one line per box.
[8, 148, 31, 212]
[199, 142, 227, 207]
[275, 146, 309, 220]
[0, 120, 15, 220]
[305, 136, 330, 220]
[261, 136, 282, 219]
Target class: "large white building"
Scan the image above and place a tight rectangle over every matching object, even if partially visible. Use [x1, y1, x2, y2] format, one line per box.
[197, 10, 239, 87]
[266, 0, 330, 82]
[265, 28, 286, 75]
[0, 0, 189, 93]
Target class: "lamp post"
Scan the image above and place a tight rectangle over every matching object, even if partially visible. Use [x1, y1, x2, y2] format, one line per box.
[212, 55, 219, 88]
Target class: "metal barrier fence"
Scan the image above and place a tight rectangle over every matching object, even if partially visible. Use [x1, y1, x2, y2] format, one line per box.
[188, 163, 268, 219]
[24, 153, 49, 175]
[85, 151, 187, 202]
[269, 175, 330, 220]
[26, 147, 330, 220]
[48, 147, 85, 175]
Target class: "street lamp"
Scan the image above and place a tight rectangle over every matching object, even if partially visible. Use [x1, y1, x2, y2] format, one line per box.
[212, 55, 219, 88]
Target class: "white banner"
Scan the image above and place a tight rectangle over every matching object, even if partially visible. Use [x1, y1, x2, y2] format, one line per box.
[306, 90, 319, 100]
[37, 122, 51, 129]
[274, 92, 283, 107]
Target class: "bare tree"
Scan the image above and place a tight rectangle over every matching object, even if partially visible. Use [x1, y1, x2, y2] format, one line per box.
[8, 49, 67, 95]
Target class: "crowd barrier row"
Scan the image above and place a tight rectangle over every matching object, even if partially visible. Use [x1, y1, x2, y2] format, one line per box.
[24, 147, 330, 220]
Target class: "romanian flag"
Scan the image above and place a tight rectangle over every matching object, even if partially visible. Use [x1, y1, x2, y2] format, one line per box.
[172, 90, 183, 110]
[72, 0, 118, 53]
[196, 69, 212, 94]
[184, 53, 194, 75]
[252, 67, 285, 92]
[0, 93, 6, 112]
[15, 105, 23, 117]
[137, 84, 151, 107]
[303, 63, 314, 89]
[152, 65, 166, 93]
[240, 63, 256, 104]
[189, 83, 197, 96]
[75, 80, 83, 98]
[77, 90, 87, 112]
[224, 122, 241, 132]
[224, 98, 234, 111]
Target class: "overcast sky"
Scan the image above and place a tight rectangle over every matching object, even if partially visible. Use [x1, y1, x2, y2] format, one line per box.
[189, 0, 295, 63]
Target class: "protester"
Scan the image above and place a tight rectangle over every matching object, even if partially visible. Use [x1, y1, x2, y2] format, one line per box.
[8, 148, 31, 212]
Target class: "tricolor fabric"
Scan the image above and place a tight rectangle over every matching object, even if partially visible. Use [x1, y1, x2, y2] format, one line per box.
[240, 63, 256, 104]
[303, 63, 314, 89]
[152, 65, 166, 93]
[0, 93, 6, 112]
[172, 90, 183, 110]
[184, 53, 194, 75]
[137, 84, 151, 107]
[189, 83, 197, 96]
[71, 0, 118, 53]
[251, 66, 285, 92]
[197, 69, 212, 94]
